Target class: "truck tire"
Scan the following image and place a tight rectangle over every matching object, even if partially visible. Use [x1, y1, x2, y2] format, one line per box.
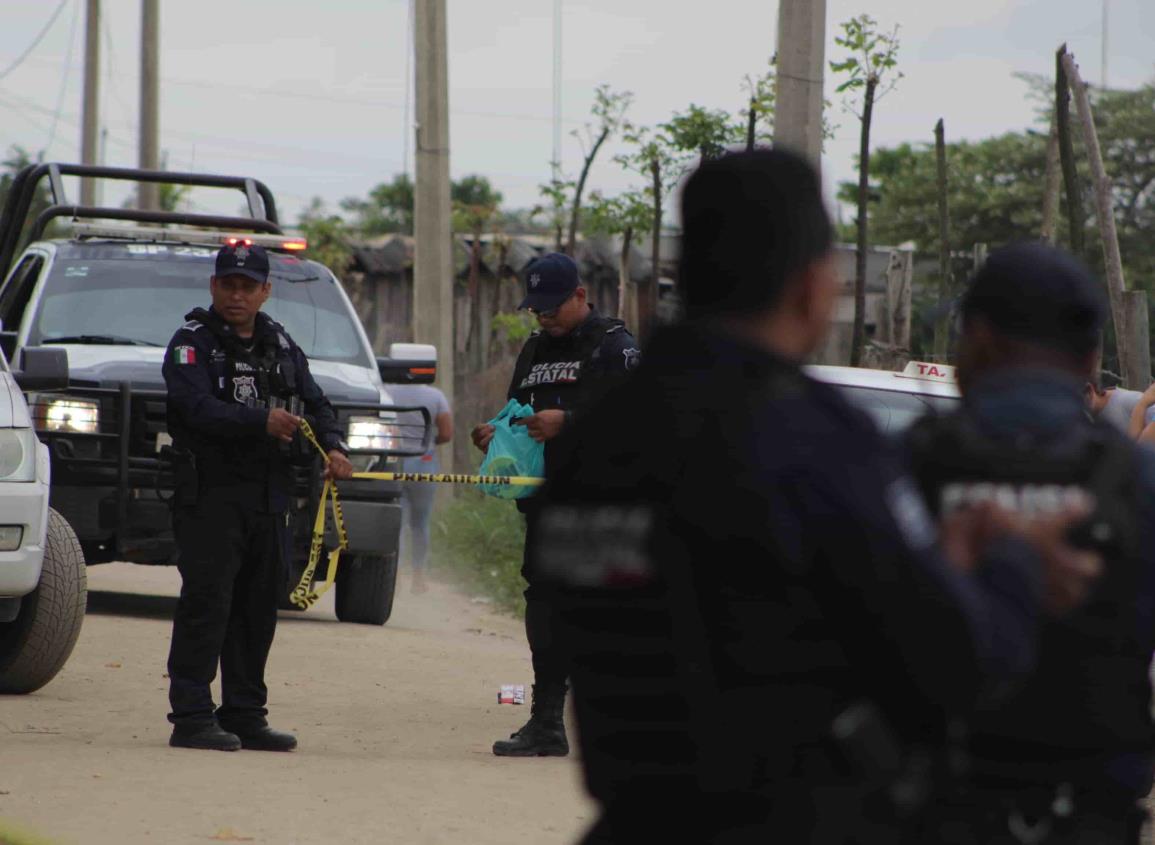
[0, 509, 87, 694]
[334, 553, 397, 626]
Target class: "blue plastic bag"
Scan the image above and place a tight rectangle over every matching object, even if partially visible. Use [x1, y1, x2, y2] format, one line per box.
[479, 399, 545, 499]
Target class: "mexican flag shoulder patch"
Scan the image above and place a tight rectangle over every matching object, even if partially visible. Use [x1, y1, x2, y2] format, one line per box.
[174, 345, 197, 365]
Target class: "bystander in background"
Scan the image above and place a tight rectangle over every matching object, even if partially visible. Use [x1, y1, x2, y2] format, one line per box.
[385, 344, 453, 594]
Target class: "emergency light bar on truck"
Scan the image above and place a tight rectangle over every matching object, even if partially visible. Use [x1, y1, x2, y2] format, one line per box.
[68, 223, 307, 252]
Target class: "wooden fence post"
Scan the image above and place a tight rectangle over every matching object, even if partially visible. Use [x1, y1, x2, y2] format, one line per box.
[933, 118, 951, 361]
[1056, 45, 1086, 258]
[1040, 114, 1061, 244]
[1125, 291, 1151, 389]
[1062, 50, 1138, 387]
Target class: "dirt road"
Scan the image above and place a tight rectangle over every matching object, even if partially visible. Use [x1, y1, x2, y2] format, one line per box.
[0, 564, 595, 844]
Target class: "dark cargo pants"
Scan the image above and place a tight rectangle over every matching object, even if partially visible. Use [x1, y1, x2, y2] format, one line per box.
[167, 497, 287, 728]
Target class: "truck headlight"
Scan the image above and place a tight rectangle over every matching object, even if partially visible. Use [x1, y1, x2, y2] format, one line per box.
[31, 398, 100, 434]
[0, 429, 38, 481]
[347, 416, 400, 451]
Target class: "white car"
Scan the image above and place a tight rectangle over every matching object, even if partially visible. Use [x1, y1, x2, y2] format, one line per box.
[806, 360, 961, 435]
[0, 346, 86, 694]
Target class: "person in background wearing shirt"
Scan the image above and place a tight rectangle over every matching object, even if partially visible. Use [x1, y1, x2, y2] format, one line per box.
[385, 344, 452, 594]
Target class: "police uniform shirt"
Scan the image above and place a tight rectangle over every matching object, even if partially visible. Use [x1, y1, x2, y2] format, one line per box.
[908, 368, 1155, 797]
[162, 307, 345, 512]
[530, 324, 1045, 794]
[508, 305, 640, 474]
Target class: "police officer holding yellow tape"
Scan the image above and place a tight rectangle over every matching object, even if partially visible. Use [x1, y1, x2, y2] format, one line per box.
[162, 241, 353, 752]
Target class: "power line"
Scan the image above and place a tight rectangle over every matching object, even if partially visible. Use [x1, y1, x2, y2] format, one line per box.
[0, 0, 72, 82]
[45, 0, 81, 153]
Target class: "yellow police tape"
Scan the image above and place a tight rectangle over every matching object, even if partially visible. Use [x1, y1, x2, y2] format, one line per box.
[289, 419, 544, 610]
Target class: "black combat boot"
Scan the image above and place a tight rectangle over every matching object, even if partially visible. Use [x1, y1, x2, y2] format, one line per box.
[219, 721, 298, 752]
[169, 722, 242, 751]
[492, 684, 569, 757]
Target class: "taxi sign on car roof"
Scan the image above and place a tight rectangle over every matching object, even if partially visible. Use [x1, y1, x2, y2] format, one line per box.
[897, 361, 956, 383]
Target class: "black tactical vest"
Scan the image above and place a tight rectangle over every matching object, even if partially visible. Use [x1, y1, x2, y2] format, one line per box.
[509, 312, 625, 413]
[907, 412, 1153, 784]
[189, 307, 299, 409]
[170, 309, 305, 492]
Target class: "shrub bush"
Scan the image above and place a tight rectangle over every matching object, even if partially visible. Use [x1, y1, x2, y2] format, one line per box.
[431, 490, 526, 616]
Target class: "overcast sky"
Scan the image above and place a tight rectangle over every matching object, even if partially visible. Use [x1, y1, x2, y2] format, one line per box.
[0, 0, 1151, 228]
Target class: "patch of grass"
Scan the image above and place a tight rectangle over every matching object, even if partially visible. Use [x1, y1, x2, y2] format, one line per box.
[432, 490, 527, 616]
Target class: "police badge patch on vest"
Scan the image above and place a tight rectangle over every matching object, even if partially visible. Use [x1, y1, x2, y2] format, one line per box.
[520, 360, 582, 388]
[233, 376, 259, 403]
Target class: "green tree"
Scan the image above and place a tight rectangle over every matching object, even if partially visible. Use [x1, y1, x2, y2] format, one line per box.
[660, 104, 741, 166]
[533, 171, 573, 251]
[831, 13, 902, 366]
[566, 85, 633, 256]
[585, 189, 653, 324]
[341, 173, 415, 237]
[616, 125, 678, 337]
[451, 175, 504, 369]
[297, 197, 354, 275]
[837, 133, 1049, 251]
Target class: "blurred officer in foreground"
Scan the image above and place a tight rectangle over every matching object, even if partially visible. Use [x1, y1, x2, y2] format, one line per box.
[905, 244, 1155, 844]
[163, 241, 353, 752]
[528, 150, 1102, 842]
[471, 252, 640, 757]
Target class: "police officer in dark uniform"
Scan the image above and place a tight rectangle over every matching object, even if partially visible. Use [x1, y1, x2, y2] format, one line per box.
[527, 150, 1103, 842]
[470, 252, 640, 757]
[162, 241, 353, 752]
[904, 243, 1155, 843]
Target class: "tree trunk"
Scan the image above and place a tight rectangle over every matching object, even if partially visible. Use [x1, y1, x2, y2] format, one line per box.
[645, 157, 662, 339]
[1040, 112, 1061, 243]
[618, 226, 632, 322]
[1056, 45, 1085, 258]
[1063, 51, 1139, 386]
[566, 127, 610, 257]
[932, 118, 951, 361]
[746, 97, 757, 152]
[850, 78, 877, 368]
[468, 229, 483, 371]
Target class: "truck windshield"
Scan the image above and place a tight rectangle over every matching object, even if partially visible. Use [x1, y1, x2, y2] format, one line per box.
[28, 250, 373, 367]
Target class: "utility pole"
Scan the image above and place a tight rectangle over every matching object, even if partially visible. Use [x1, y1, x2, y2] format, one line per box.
[773, 0, 827, 171]
[1101, 0, 1110, 89]
[552, 0, 562, 180]
[80, 0, 100, 206]
[138, 0, 160, 210]
[413, 0, 455, 467]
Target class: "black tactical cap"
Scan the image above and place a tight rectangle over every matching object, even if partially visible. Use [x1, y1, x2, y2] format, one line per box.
[961, 242, 1106, 357]
[215, 240, 270, 284]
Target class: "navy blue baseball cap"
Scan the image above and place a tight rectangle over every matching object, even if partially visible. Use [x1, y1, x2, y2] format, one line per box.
[961, 242, 1106, 356]
[215, 241, 270, 284]
[519, 252, 580, 312]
